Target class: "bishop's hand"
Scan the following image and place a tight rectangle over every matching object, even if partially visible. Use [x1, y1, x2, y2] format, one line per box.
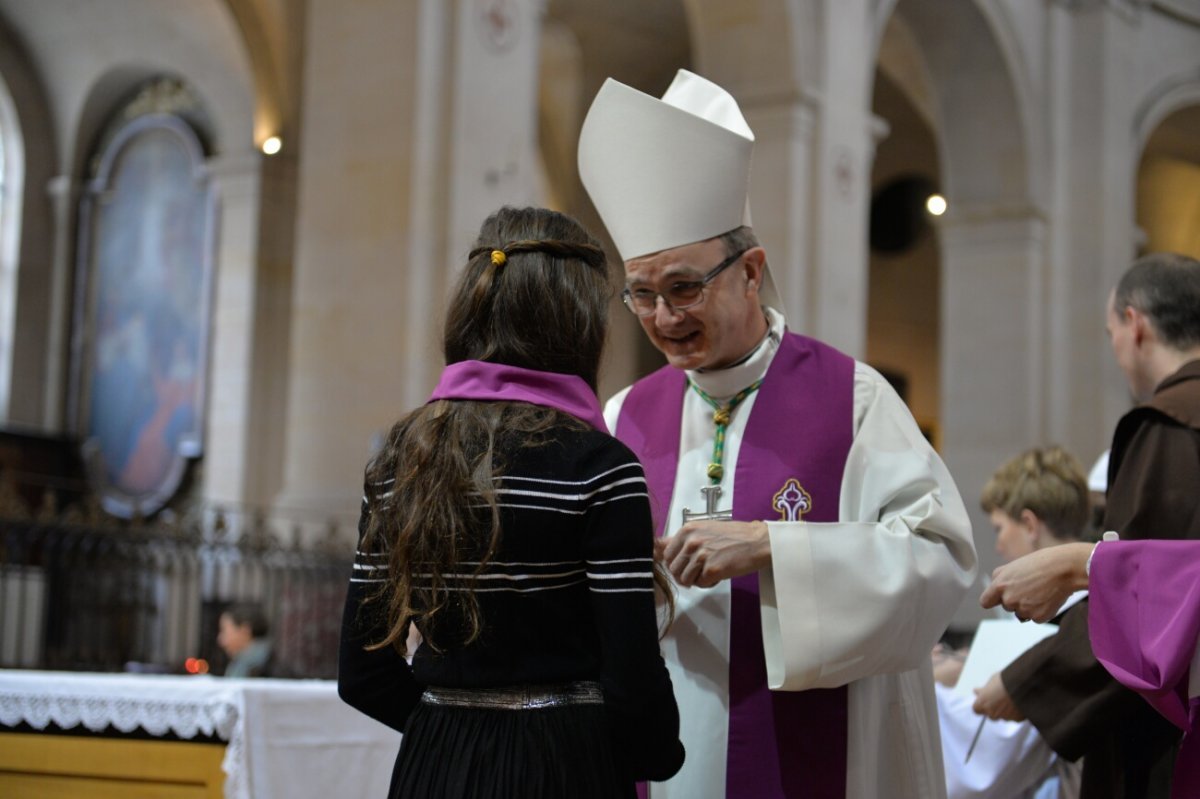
[655, 520, 771, 588]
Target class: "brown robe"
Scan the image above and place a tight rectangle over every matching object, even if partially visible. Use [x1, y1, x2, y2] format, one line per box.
[1002, 359, 1200, 799]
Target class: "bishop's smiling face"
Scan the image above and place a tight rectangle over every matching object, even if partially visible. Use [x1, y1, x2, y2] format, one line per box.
[623, 238, 768, 371]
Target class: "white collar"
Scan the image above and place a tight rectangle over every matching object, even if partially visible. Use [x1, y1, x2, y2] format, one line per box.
[687, 307, 786, 400]
[1057, 590, 1088, 615]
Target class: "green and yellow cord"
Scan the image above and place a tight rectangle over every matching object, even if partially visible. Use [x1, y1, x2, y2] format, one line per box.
[688, 378, 764, 485]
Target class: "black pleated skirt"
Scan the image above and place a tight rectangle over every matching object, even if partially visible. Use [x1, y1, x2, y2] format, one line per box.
[389, 687, 633, 799]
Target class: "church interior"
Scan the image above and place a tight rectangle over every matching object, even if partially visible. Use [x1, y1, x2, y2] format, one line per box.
[0, 0, 1198, 794]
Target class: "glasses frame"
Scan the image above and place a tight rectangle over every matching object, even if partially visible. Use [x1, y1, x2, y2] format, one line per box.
[621, 247, 750, 317]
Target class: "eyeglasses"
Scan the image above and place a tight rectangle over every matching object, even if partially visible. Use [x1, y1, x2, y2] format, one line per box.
[621, 248, 749, 317]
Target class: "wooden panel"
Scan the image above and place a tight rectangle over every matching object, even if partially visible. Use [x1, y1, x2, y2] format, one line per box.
[0, 773, 211, 799]
[0, 733, 225, 799]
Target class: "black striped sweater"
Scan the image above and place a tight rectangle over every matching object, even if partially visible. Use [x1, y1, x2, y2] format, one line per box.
[338, 421, 684, 782]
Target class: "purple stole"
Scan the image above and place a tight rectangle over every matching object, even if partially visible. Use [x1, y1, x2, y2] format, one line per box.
[427, 360, 606, 431]
[1088, 541, 1200, 799]
[616, 332, 855, 798]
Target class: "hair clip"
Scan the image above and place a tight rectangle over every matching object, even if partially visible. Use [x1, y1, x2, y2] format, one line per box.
[491, 250, 507, 267]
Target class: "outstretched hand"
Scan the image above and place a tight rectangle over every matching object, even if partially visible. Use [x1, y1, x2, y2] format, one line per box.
[979, 542, 1092, 623]
[655, 520, 771, 588]
[972, 671, 1025, 721]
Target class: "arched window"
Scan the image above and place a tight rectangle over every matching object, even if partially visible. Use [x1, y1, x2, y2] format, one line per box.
[0, 72, 24, 422]
[70, 78, 216, 518]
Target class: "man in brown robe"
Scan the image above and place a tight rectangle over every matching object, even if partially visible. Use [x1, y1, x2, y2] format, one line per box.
[973, 251, 1200, 798]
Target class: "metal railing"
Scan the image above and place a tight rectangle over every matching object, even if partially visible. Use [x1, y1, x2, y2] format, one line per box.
[0, 473, 355, 678]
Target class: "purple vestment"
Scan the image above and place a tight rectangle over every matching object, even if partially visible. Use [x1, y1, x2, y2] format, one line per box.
[616, 332, 855, 798]
[1089, 540, 1200, 798]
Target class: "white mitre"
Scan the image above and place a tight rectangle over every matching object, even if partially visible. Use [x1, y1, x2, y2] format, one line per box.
[577, 69, 782, 310]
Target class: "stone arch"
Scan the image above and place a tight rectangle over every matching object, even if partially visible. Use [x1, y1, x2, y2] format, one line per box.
[545, 0, 825, 384]
[539, 0, 691, 226]
[1134, 76, 1200, 153]
[681, 0, 830, 340]
[0, 2, 257, 179]
[875, 0, 1040, 611]
[0, 13, 57, 428]
[1133, 78, 1200, 259]
[70, 68, 205, 176]
[0, 1, 288, 509]
[64, 12, 258, 176]
[683, 0, 822, 103]
[221, 0, 296, 147]
[539, 0, 694, 390]
[886, 0, 1032, 207]
[868, 15, 943, 443]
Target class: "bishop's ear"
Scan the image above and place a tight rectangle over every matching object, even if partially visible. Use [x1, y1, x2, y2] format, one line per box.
[741, 247, 767, 292]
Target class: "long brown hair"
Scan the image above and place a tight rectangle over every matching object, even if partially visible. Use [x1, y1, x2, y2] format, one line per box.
[362, 207, 672, 654]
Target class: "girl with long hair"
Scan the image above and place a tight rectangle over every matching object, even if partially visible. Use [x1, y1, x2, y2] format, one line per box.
[338, 206, 684, 798]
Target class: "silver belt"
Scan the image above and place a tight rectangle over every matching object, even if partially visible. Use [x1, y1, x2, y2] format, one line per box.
[420, 681, 603, 710]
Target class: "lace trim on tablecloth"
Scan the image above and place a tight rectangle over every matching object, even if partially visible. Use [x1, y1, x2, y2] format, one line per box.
[0, 683, 251, 799]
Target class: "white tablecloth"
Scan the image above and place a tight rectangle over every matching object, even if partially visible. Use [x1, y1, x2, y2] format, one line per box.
[0, 669, 401, 799]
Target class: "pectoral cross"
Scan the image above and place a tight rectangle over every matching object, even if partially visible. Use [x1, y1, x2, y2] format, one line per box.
[682, 484, 733, 524]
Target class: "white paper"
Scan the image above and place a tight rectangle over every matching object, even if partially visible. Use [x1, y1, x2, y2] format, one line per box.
[953, 620, 1059, 698]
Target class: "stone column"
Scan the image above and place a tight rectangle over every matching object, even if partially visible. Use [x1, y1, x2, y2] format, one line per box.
[1043, 2, 1141, 457]
[938, 207, 1047, 622]
[401, 0, 455, 413]
[742, 98, 818, 332]
[272, 0, 425, 520]
[684, 0, 873, 351]
[204, 151, 264, 508]
[399, 0, 545, 412]
[445, 0, 544, 266]
[40, 175, 78, 431]
[807, 0, 875, 357]
[240, 151, 297, 508]
[273, 0, 545, 523]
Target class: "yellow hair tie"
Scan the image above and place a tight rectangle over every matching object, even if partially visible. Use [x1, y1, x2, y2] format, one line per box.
[491, 250, 507, 267]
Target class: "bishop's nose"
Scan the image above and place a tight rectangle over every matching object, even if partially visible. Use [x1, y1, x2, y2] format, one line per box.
[651, 295, 687, 327]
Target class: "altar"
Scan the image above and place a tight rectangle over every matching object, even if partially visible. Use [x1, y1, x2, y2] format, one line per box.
[0, 669, 402, 798]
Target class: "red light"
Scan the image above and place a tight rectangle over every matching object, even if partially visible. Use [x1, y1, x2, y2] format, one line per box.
[184, 658, 210, 675]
